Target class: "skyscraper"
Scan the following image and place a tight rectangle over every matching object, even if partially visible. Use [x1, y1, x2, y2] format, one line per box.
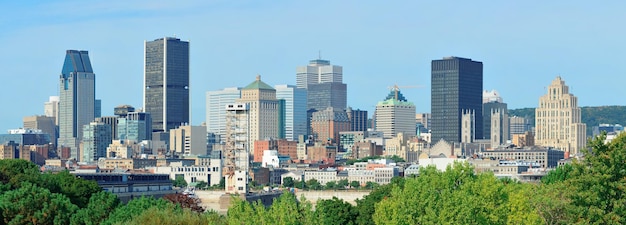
[81, 122, 112, 163]
[296, 59, 347, 111]
[44, 96, 60, 125]
[144, 37, 190, 133]
[431, 56, 483, 143]
[117, 112, 152, 142]
[375, 88, 416, 139]
[535, 76, 586, 156]
[206, 87, 241, 137]
[346, 107, 368, 132]
[58, 50, 97, 160]
[275, 85, 307, 141]
[236, 76, 280, 156]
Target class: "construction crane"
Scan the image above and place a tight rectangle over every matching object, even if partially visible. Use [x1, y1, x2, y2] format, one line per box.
[387, 84, 424, 100]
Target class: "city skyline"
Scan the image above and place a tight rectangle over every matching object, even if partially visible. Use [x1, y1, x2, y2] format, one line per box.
[2, 1, 626, 132]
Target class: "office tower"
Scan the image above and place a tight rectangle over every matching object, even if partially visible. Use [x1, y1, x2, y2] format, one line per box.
[144, 37, 190, 132]
[482, 90, 508, 140]
[310, 107, 350, 143]
[169, 125, 208, 156]
[307, 82, 347, 111]
[509, 116, 532, 135]
[535, 76, 586, 156]
[490, 109, 509, 148]
[23, 116, 57, 146]
[95, 116, 118, 140]
[118, 112, 152, 142]
[375, 88, 416, 139]
[206, 87, 241, 137]
[81, 122, 112, 163]
[431, 56, 483, 143]
[346, 107, 368, 132]
[95, 99, 101, 118]
[58, 50, 97, 160]
[296, 59, 342, 89]
[236, 76, 280, 157]
[114, 105, 135, 118]
[44, 96, 60, 125]
[275, 85, 307, 141]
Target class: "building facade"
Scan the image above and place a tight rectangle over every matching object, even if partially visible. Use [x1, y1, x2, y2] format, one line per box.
[534, 77, 587, 156]
[310, 107, 351, 144]
[431, 57, 483, 143]
[117, 112, 152, 142]
[275, 85, 307, 141]
[44, 96, 60, 125]
[296, 59, 343, 89]
[23, 116, 57, 147]
[169, 125, 208, 156]
[347, 107, 368, 132]
[58, 50, 97, 160]
[81, 122, 112, 163]
[375, 89, 416, 139]
[236, 76, 280, 157]
[144, 37, 190, 132]
[206, 87, 241, 138]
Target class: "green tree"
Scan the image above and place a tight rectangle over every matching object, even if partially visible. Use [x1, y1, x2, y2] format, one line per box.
[364, 181, 379, 190]
[122, 206, 226, 225]
[283, 177, 295, 188]
[541, 163, 574, 184]
[306, 179, 321, 190]
[350, 181, 361, 189]
[0, 182, 78, 225]
[0, 159, 41, 188]
[195, 181, 208, 190]
[101, 196, 173, 225]
[172, 176, 188, 188]
[41, 171, 102, 208]
[325, 181, 337, 190]
[71, 191, 120, 225]
[315, 197, 357, 225]
[337, 179, 349, 189]
[354, 180, 399, 225]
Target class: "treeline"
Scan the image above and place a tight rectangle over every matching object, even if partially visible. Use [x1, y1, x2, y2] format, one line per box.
[3, 132, 626, 224]
[509, 105, 626, 135]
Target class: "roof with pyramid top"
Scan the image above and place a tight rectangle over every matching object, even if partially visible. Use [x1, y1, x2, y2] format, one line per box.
[243, 75, 274, 90]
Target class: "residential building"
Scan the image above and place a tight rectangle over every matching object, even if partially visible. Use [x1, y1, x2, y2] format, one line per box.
[206, 87, 241, 137]
[58, 50, 97, 160]
[304, 170, 338, 185]
[375, 88, 416, 138]
[81, 122, 112, 163]
[144, 37, 190, 132]
[275, 85, 307, 141]
[169, 125, 207, 156]
[534, 77, 586, 156]
[431, 56, 483, 143]
[374, 167, 399, 185]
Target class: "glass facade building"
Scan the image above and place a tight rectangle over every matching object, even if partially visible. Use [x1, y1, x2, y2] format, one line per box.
[144, 37, 190, 132]
[275, 85, 307, 141]
[431, 57, 483, 143]
[58, 50, 96, 160]
[205, 87, 241, 138]
[307, 82, 347, 111]
[81, 122, 112, 163]
[118, 112, 152, 143]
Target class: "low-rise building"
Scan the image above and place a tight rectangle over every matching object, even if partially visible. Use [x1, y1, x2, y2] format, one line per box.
[74, 172, 174, 202]
[304, 170, 338, 185]
[152, 158, 222, 186]
[374, 167, 398, 184]
[481, 146, 564, 168]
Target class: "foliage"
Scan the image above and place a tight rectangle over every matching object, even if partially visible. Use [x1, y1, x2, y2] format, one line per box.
[354, 178, 402, 225]
[101, 196, 173, 225]
[195, 180, 208, 190]
[172, 176, 187, 188]
[0, 182, 78, 225]
[283, 177, 295, 188]
[120, 206, 226, 225]
[306, 179, 321, 190]
[315, 197, 357, 225]
[227, 192, 315, 225]
[337, 179, 349, 189]
[325, 181, 337, 190]
[541, 163, 574, 184]
[41, 171, 102, 208]
[350, 181, 361, 189]
[71, 191, 120, 225]
[0, 159, 41, 188]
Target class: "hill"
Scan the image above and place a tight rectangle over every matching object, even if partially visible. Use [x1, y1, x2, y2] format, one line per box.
[508, 105, 626, 136]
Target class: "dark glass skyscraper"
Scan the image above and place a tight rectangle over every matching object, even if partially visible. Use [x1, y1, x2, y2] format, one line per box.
[58, 50, 96, 160]
[431, 57, 483, 143]
[144, 37, 190, 132]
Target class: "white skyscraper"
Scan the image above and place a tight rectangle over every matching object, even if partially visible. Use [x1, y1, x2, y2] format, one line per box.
[206, 87, 241, 137]
[375, 88, 416, 139]
[275, 85, 307, 141]
[296, 59, 343, 89]
[44, 96, 60, 125]
[58, 50, 96, 160]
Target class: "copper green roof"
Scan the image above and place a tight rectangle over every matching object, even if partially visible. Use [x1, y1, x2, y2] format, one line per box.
[243, 75, 274, 90]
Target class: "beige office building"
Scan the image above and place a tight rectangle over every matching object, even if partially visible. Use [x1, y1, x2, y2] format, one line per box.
[236, 75, 280, 157]
[535, 76, 586, 156]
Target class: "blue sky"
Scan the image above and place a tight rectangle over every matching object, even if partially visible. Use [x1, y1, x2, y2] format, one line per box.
[1, 1, 625, 132]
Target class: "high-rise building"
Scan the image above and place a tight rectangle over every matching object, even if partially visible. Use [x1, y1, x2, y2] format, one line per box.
[114, 105, 135, 118]
[81, 122, 112, 163]
[58, 50, 97, 160]
[23, 116, 57, 147]
[535, 76, 586, 156]
[431, 56, 483, 143]
[236, 76, 280, 157]
[118, 112, 152, 142]
[144, 37, 190, 132]
[347, 107, 368, 132]
[306, 82, 347, 111]
[206, 87, 241, 138]
[275, 85, 307, 141]
[482, 90, 508, 140]
[44, 96, 60, 125]
[310, 107, 350, 144]
[169, 125, 207, 156]
[375, 89, 416, 139]
[509, 116, 532, 135]
[94, 116, 118, 140]
[296, 59, 342, 89]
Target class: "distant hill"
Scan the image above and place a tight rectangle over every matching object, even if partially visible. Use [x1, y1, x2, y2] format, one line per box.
[508, 106, 626, 136]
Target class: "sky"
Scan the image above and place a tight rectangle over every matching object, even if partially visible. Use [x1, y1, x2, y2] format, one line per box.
[1, 1, 625, 132]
